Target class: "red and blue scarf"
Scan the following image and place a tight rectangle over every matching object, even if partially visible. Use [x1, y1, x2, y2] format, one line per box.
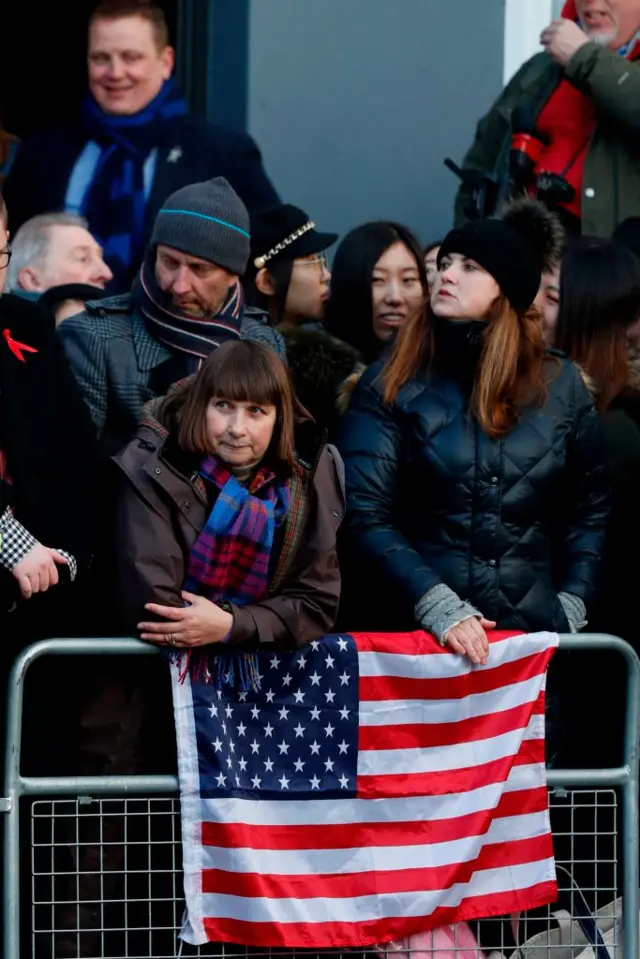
[181, 456, 290, 690]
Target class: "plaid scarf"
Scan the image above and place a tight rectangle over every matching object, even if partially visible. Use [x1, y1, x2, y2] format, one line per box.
[180, 456, 290, 690]
[132, 250, 244, 374]
[80, 78, 187, 285]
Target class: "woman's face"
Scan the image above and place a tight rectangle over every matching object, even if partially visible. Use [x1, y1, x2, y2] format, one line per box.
[424, 245, 440, 294]
[534, 267, 561, 347]
[284, 253, 331, 322]
[205, 397, 277, 473]
[371, 242, 424, 342]
[431, 252, 500, 320]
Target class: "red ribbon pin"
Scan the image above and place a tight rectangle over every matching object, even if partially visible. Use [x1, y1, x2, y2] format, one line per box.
[3, 329, 38, 363]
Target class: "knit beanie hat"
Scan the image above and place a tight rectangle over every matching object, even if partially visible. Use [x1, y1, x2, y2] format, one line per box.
[438, 199, 564, 312]
[151, 177, 251, 275]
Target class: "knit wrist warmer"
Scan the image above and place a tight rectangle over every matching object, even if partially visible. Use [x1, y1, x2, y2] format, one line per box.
[558, 592, 587, 634]
[414, 583, 482, 644]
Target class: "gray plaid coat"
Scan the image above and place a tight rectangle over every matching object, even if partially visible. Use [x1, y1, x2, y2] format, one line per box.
[58, 294, 286, 456]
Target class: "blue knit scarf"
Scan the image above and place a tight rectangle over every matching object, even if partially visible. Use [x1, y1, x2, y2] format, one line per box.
[80, 78, 187, 284]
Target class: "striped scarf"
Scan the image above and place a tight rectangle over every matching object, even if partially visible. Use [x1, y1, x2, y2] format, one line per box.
[132, 250, 244, 373]
[181, 456, 290, 690]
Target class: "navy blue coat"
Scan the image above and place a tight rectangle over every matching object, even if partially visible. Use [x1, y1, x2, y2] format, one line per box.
[2, 115, 280, 290]
[337, 320, 610, 634]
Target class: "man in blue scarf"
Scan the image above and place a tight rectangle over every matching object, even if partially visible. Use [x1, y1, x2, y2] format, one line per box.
[3, 0, 280, 292]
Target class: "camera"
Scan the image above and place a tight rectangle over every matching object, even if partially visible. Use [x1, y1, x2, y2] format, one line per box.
[535, 172, 575, 209]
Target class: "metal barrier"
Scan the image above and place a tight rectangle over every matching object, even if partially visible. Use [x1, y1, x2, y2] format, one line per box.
[3, 635, 640, 959]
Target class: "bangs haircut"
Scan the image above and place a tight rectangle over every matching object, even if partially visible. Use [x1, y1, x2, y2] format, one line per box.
[174, 340, 307, 474]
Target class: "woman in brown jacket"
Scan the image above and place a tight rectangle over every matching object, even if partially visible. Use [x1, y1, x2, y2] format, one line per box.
[113, 339, 345, 682]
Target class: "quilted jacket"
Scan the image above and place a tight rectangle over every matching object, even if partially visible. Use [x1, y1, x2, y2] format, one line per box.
[337, 318, 610, 634]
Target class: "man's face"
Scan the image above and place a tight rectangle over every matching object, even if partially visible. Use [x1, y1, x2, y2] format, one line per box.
[576, 0, 640, 48]
[20, 225, 113, 292]
[155, 245, 238, 316]
[88, 15, 174, 115]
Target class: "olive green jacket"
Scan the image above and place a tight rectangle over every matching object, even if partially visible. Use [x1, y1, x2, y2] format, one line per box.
[454, 43, 640, 236]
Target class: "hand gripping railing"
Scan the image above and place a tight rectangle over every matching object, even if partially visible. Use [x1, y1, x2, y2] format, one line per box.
[2, 634, 639, 959]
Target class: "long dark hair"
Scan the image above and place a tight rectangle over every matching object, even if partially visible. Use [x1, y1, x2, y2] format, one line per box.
[324, 221, 427, 363]
[555, 236, 640, 412]
[244, 258, 294, 326]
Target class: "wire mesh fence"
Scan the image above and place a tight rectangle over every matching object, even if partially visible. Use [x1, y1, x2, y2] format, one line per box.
[30, 788, 622, 959]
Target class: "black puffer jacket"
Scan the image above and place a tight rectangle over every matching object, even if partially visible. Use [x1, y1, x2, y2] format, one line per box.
[337, 319, 610, 633]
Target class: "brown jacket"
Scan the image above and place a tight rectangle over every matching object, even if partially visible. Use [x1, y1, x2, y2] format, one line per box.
[112, 412, 345, 648]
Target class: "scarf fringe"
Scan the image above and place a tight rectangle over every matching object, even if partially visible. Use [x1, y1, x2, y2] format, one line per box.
[169, 648, 261, 693]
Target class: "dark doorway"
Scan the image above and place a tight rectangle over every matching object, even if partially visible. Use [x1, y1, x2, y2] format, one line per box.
[0, 1, 179, 138]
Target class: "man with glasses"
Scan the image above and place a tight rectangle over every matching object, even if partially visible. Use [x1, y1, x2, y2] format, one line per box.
[59, 177, 285, 456]
[0, 192, 96, 645]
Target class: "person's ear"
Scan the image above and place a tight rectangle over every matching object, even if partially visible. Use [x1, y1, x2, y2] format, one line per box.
[255, 268, 276, 297]
[161, 46, 175, 80]
[18, 267, 45, 293]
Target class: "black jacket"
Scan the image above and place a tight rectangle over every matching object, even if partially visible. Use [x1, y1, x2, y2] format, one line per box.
[337, 319, 610, 634]
[3, 115, 280, 291]
[0, 294, 97, 621]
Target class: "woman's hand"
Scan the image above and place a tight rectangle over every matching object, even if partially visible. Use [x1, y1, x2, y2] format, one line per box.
[12, 545, 68, 600]
[138, 592, 233, 648]
[444, 616, 495, 665]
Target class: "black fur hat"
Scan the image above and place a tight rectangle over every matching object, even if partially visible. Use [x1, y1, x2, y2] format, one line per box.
[438, 199, 564, 312]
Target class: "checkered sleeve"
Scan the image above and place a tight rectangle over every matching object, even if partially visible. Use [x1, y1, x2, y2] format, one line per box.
[0, 508, 77, 580]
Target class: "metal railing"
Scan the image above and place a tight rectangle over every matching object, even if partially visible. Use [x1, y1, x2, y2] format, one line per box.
[3, 634, 640, 959]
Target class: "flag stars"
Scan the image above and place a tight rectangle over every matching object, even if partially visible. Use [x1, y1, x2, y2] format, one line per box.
[282, 673, 292, 687]
[278, 706, 290, 721]
[337, 638, 348, 652]
[212, 738, 223, 752]
[339, 672, 350, 686]
[325, 654, 335, 669]
[265, 689, 276, 703]
[250, 705, 260, 720]
[293, 758, 305, 772]
[310, 741, 321, 756]
[216, 772, 226, 787]
[293, 723, 305, 738]
[250, 740, 260, 754]
[225, 704, 233, 718]
[309, 775, 321, 789]
[279, 774, 290, 790]
[238, 757, 248, 771]
[293, 689, 305, 703]
[324, 757, 335, 772]
[325, 689, 336, 704]
[278, 740, 290, 755]
[251, 774, 262, 788]
[237, 691, 248, 703]
[270, 656, 280, 670]
[309, 672, 321, 687]
[338, 740, 349, 754]
[339, 706, 350, 721]
[339, 775, 350, 789]
[264, 757, 274, 772]
[226, 755, 233, 769]
[208, 703, 218, 718]
[264, 723, 274, 738]
[297, 655, 307, 669]
[236, 722, 246, 737]
[310, 706, 321, 721]
[310, 641, 320, 651]
[324, 723, 335, 738]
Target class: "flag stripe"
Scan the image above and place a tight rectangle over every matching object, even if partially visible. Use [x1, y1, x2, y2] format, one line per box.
[359, 694, 544, 749]
[360, 674, 547, 726]
[202, 833, 554, 898]
[196, 858, 555, 924]
[201, 785, 549, 850]
[198, 810, 553, 875]
[353, 629, 523, 658]
[200, 881, 558, 948]
[360, 649, 554, 702]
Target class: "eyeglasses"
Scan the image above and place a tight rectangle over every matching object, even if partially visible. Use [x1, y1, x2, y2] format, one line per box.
[0, 248, 11, 271]
[297, 253, 329, 270]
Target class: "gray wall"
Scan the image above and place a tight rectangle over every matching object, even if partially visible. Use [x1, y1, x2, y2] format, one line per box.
[247, 0, 506, 246]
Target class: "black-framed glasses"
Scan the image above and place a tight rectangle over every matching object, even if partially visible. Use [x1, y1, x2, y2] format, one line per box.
[0, 248, 11, 271]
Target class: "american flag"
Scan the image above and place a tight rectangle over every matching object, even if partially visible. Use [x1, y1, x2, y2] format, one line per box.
[171, 630, 558, 948]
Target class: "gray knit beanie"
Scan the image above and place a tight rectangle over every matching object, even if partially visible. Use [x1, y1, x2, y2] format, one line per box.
[151, 177, 251, 275]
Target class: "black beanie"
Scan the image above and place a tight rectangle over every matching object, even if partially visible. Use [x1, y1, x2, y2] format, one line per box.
[438, 199, 564, 312]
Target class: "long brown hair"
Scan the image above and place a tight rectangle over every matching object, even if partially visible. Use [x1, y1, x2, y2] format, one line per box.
[383, 299, 548, 438]
[161, 340, 310, 475]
